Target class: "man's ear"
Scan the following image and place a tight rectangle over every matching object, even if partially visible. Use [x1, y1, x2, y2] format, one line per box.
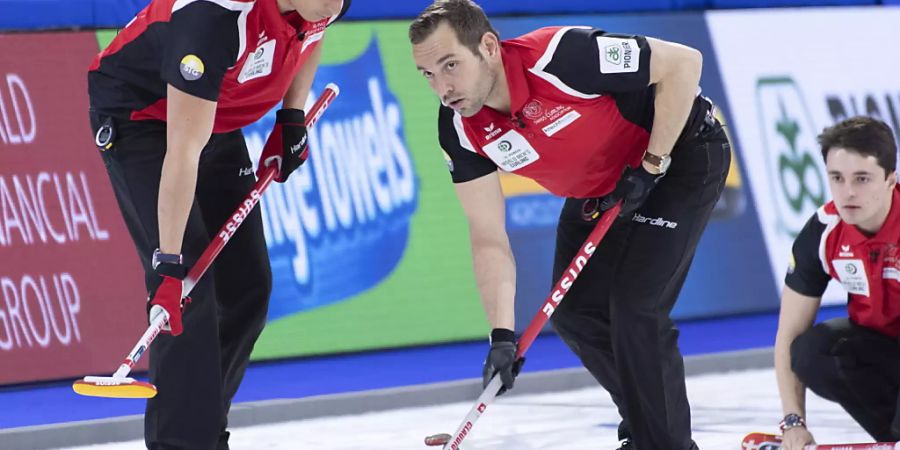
[888, 170, 897, 185]
[480, 32, 500, 60]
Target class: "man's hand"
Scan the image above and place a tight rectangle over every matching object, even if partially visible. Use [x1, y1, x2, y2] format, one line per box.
[148, 259, 190, 336]
[599, 165, 664, 217]
[258, 108, 308, 183]
[782, 426, 815, 450]
[483, 328, 525, 396]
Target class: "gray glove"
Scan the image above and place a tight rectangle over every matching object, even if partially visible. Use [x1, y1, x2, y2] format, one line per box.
[482, 328, 525, 396]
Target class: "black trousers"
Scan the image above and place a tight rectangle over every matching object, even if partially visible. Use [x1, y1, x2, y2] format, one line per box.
[791, 318, 900, 441]
[550, 124, 730, 450]
[91, 115, 272, 450]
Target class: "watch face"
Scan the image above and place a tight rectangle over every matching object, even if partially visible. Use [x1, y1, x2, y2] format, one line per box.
[659, 155, 672, 173]
[643, 152, 671, 172]
[781, 413, 805, 431]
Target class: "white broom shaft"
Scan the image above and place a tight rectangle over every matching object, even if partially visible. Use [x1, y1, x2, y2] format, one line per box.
[111, 305, 168, 379]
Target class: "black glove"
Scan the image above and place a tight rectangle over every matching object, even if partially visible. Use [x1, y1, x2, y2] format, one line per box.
[257, 108, 308, 183]
[599, 165, 664, 217]
[483, 328, 525, 396]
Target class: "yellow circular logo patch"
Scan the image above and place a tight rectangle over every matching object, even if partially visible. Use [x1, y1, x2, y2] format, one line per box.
[179, 54, 205, 81]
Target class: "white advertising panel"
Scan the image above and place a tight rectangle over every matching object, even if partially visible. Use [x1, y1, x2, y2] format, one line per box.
[708, 7, 900, 304]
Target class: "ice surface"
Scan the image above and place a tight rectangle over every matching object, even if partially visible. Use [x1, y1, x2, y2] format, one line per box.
[58, 369, 872, 449]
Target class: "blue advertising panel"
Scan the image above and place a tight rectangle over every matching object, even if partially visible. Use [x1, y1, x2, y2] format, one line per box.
[242, 39, 418, 321]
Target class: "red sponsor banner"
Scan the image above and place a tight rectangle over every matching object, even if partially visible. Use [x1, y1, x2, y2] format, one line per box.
[0, 32, 147, 384]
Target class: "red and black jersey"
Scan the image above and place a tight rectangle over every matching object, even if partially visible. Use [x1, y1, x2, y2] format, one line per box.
[438, 26, 713, 199]
[88, 0, 349, 134]
[786, 185, 900, 337]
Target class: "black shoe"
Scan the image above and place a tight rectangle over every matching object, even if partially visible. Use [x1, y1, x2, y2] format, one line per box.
[616, 420, 632, 449]
[216, 430, 230, 450]
[617, 438, 698, 450]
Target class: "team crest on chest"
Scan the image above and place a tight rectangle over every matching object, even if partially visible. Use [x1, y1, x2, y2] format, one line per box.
[523, 100, 543, 120]
[517, 99, 581, 137]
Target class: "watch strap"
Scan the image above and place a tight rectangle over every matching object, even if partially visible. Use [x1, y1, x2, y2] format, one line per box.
[779, 413, 806, 432]
[152, 248, 183, 270]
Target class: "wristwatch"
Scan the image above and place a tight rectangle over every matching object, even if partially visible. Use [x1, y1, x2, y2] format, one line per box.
[779, 413, 806, 432]
[642, 151, 672, 174]
[152, 248, 182, 270]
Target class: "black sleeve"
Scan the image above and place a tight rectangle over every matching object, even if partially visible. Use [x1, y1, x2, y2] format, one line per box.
[541, 27, 652, 95]
[785, 214, 832, 297]
[161, 1, 241, 102]
[437, 105, 497, 183]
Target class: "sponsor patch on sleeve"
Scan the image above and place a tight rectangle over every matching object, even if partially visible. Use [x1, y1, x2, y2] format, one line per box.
[179, 54, 205, 81]
[596, 37, 640, 74]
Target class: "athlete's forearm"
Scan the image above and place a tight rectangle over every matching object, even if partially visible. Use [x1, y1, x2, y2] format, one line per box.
[158, 151, 201, 255]
[159, 85, 216, 254]
[645, 40, 702, 159]
[471, 238, 516, 330]
[774, 287, 821, 419]
[775, 327, 807, 418]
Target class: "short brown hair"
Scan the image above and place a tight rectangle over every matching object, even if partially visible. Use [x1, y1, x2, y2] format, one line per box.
[408, 0, 499, 57]
[818, 116, 897, 177]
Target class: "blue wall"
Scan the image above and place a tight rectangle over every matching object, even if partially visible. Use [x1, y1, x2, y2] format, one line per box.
[0, 0, 147, 30]
[0, 0, 890, 31]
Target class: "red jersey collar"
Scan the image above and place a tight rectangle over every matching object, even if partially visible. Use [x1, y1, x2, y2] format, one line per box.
[842, 184, 900, 245]
[471, 45, 531, 122]
[500, 45, 532, 115]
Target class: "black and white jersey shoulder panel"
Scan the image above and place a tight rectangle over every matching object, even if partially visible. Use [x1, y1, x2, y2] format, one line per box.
[531, 26, 652, 96]
[437, 105, 497, 183]
[171, 0, 254, 63]
[163, 0, 248, 100]
[816, 205, 842, 275]
[784, 207, 836, 297]
[452, 112, 477, 154]
[527, 26, 601, 100]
